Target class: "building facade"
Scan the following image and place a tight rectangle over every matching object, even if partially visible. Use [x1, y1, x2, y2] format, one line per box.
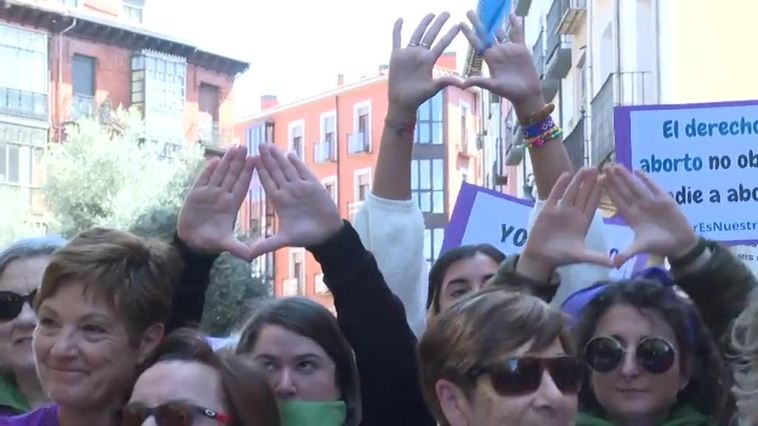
[0, 0, 248, 231]
[236, 56, 484, 309]
[471, 0, 758, 204]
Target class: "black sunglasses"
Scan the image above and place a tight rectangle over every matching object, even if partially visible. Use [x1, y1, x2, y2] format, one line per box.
[584, 336, 676, 374]
[121, 401, 230, 426]
[470, 356, 582, 396]
[0, 290, 37, 321]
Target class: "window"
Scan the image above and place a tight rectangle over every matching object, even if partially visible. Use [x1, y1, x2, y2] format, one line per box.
[123, 0, 145, 24]
[72, 55, 95, 96]
[199, 83, 220, 122]
[322, 113, 336, 143]
[0, 24, 48, 95]
[0, 124, 44, 186]
[289, 249, 305, 296]
[317, 113, 336, 162]
[349, 102, 371, 154]
[246, 122, 274, 156]
[423, 228, 446, 268]
[415, 91, 443, 144]
[131, 51, 186, 145]
[411, 159, 445, 213]
[460, 102, 470, 152]
[59, 0, 78, 7]
[354, 169, 371, 202]
[322, 176, 337, 203]
[289, 121, 304, 158]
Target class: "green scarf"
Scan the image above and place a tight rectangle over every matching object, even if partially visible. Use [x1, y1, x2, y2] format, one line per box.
[576, 404, 713, 426]
[278, 400, 347, 426]
[0, 375, 29, 414]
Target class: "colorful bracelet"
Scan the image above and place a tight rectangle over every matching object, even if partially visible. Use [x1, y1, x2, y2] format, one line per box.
[525, 127, 563, 148]
[522, 115, 557, 139]
[520, 103, 555, 126]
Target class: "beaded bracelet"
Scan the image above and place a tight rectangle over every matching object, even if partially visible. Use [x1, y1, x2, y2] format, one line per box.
[384, 117, 416, 138]
[521, 115, 563, 148]
[525, 126, 563, 148]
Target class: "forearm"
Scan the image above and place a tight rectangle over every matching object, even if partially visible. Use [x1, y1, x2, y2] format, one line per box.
[371, 104, 416, 200]
[515, 95, 575, 200]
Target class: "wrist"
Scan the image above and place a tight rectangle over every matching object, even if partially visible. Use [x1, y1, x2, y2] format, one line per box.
[515, 250, 554, 282]
[513, 93, 545, 123]
[669, 233, 700, 260]
[386, 103, 417, 123]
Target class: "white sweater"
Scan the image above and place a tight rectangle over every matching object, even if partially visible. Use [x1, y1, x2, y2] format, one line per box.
[353, 193, 610, 337]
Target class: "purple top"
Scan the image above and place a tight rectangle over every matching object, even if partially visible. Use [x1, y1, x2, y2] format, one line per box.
[0, 405, 58, 426]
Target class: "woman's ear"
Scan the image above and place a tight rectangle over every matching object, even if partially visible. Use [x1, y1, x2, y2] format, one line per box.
[436, 379, 472, 426]
[137, 323, 164, 364]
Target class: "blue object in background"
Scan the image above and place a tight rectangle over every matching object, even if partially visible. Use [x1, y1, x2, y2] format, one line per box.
[477, 0, 511, 47]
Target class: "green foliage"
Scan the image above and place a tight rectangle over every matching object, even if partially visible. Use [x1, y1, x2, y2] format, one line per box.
[0, 186, 42, 247]
[43, 108, 202, 237]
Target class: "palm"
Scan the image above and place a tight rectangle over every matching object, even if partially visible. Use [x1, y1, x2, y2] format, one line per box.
[248, 144, 344, 259]
[387, 13, 462, 114]
[606, 166, 698, 265]
[482, 44, 541, 103]
[177, 146, 256, 260]
[524, 169, 611, 269]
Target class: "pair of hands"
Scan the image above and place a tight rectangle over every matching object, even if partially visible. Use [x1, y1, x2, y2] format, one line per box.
[388, 11, 542, 121]
[176, 144, 343, 261]
[521, 165, 699, 278]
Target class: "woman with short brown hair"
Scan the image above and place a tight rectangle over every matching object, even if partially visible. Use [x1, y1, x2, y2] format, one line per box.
[419, 287, 580, 426]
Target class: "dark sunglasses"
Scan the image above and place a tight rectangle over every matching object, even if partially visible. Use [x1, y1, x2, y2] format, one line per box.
[121, 402, 230, 426]
[0, 290, 37, 321]
[584, 336, 676, 374]
[469, 356, 582, 396]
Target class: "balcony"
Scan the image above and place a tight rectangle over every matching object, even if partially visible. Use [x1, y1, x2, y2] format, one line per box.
[532, 30, 560, 102]
[282, 278, 301, 297]
[348, 200, 364, 222]
[314, 139, 337, 163]
[514, 0, 532, 16]
[545, 0, 573, 80]
[198, 122, 234, 147]
[552, 0, 587, 35]
[347, 132, 370, 154]
[590, 71, 651, 166]
[70, 94, 96, 121]
[0, 88, 48, 121]
[564, 117, 585, 169]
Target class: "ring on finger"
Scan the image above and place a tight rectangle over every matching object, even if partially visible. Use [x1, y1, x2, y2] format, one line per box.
[420, 41, 432, 49]
[408, 40, 421, 47]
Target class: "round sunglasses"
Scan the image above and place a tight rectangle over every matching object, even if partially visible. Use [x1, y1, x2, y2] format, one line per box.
[469, 356, 582, 396]
[0, 290, 37, 321]
[121, 401, 230, 426]
[584, 336, 676, 374]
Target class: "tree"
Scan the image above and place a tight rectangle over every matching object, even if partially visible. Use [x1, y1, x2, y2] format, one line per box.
[44, 108, 202, 237]
[0, 186, 40, 247]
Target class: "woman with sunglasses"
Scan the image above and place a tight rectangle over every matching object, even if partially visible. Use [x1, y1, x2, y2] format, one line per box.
[125, 328, 279, 426]
[562, 165, 756, 425]
[418, 287, 581, 425]
[0, 237, 65, 416]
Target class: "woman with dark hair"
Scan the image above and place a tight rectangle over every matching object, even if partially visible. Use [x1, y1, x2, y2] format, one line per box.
[0, 236, 65, 415]
[560, 165, 756, 425]
[236, 298, 360, 426]
[126, 328, 279, 426]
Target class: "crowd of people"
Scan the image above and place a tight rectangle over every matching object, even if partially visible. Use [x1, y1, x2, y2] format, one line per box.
[0, 10, 756, 426]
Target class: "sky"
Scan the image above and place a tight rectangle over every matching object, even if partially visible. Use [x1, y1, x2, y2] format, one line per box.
[147, 0, 475, 118]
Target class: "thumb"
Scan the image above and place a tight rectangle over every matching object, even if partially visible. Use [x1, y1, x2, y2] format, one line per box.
[462, 76, 496, 92]
[221, 238, 254, 262]
[614, 240, 645, 268]
[574, 250, 614, 268]
[247, 234, 288, 261]
[433, 75, 465, 92]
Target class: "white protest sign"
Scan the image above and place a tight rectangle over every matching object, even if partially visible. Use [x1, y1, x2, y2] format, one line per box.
[615, 101, 758, 243]
[443, 183, 643, 280]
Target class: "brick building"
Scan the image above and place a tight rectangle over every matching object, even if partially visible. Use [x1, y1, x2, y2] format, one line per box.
[236, 53, 484, 310]
[0, 0, 248, 230]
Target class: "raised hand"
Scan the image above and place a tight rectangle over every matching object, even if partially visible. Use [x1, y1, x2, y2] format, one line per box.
[460, 12, 543, 118]
[176, 146, 256, 260]
[247, 144, 344, 260]
[518, 168, 613, 280]
[605, 165, 699, 267]
[387, 12, 463, 118]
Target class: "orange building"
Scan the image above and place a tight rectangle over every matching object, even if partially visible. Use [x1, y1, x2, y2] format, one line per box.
[0, 0, 248, 229]
[236, 54, 485, 309]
